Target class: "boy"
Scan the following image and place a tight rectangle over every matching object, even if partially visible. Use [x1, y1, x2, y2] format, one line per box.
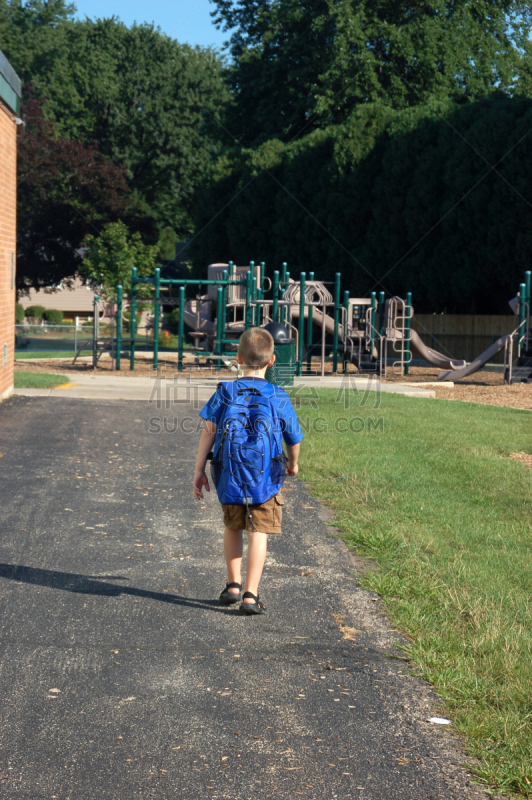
[193, 327, 303, 615]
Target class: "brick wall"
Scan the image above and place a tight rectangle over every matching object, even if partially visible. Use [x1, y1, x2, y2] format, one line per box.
[0, 101, 16, 400]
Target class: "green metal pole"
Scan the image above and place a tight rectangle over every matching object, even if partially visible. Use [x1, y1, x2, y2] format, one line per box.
[226, 261, 233, 326]
[251, 275, 258, 327]
[216, 286, 223, 369]
[221, 269, 228, 342]
[259, 262, 265, 301]
[138, 278, 244, 287]
[281, 263, 287, 325]
[93, 294, 99, 370]
[153, 267, 160, 371]
[369, 291, 377, 364]
[343, 289, 350, 373]
[307, 271, 314, 374]
[178, 285, 185, 372]
[525, 271, 531, 352]
[378, 291, 385, 336]
[250, 259, 255, 315]
[116, 284, 122, 371]
[518, 283, 526, 357]
[283, 271, 290, 327]
[297, 272, 306, 376]
[245, 270, 252, 329]
[405, 291, 412, 376]
[333, 272, 341, 374]
[272, 270, 279, 323]
[130, 267, 137, 371]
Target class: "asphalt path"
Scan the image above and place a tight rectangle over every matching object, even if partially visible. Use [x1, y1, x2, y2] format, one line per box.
[0, 396, 495, 800]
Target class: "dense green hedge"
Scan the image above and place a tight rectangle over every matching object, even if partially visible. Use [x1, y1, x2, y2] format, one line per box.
[24, 305, 46, 321]
[42, 309, 64, 324]
[191, 94, 532, 313]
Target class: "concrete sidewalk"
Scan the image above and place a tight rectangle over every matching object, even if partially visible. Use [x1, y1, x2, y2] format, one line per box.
[14, 372, 436, 401]
[0, 395, 493, 800]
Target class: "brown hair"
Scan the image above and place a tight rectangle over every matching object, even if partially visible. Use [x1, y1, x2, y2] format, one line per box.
[238, 327, 274, 369]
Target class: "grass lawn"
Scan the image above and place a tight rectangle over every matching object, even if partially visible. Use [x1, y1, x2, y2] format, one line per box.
[15, 351, 75, 359]
[297, 390, 532, 797]
[14, 372, 71, 389]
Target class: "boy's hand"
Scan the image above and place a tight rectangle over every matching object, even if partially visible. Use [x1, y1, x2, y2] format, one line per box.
[286, 463, 299, 477]
[193, 470, 210, 500]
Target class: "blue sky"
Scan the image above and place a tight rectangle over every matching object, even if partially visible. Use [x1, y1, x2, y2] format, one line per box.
[72, 0, 229, 50]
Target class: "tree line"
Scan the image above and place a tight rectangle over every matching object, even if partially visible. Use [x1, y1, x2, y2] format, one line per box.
[1, 0, 228, 291]
[192, 0, 532, 313]
[3, 0, 532, 310]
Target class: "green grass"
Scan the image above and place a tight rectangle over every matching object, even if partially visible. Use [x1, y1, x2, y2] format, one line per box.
[297, 391, 532, 797]
[14, 371, 71, 388]
[15, 351, 75, 359]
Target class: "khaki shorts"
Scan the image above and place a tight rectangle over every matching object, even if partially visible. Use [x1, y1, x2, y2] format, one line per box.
[222, 492, 285, 534]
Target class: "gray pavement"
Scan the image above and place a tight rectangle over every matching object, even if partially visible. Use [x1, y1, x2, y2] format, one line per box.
[0, 396, 494, 800]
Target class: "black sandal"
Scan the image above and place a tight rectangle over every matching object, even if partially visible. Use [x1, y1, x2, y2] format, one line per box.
[240, 591, 267, 615]
[219, 582, 242, 605]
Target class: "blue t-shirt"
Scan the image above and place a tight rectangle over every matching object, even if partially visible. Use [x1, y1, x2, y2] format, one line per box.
[199, 377, 303, 452]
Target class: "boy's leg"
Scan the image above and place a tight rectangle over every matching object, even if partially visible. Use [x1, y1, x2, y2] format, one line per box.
[224, 527, 243, 594]
[243, 530, 268, 602]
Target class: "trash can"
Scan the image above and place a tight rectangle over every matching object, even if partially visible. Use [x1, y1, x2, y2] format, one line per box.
[263, 322, 295, 387]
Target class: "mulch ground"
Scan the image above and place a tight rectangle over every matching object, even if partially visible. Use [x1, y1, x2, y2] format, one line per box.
[383, 365, 532, 410]
[14, 355, 532, 410]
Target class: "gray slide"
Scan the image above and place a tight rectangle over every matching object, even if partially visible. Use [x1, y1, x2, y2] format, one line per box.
[438, 333, 513, 381]
[407, 329, 466, 371]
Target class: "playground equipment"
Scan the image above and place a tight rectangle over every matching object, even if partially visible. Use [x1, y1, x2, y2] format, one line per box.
[73, 293, 113, 366]
[438, 272, 531, 383]
[84, 261, 530, 385]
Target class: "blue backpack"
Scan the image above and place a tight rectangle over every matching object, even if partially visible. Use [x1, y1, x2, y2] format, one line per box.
[209, 382, 287, 527]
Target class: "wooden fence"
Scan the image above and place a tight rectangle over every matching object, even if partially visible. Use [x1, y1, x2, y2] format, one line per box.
[411, 314, 518, 364]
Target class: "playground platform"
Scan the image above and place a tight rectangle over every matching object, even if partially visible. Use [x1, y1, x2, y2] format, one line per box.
[0, 395, 490, 799]
[14, 373, 436, 401]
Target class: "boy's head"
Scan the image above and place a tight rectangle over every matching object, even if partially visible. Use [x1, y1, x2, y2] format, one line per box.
[238, 327, 274, 369]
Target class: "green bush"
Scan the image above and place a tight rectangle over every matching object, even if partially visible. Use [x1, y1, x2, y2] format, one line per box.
[163, 308, 180, 331]
[25, 305, 46, 321]
[15, 303, 25, 324]
[123, 308, 142, 328]
[43, 309, 64, 324]
[158, 331, 178, 349]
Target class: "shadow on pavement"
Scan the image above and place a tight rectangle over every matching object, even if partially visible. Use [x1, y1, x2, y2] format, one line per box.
[0, 562, 235, 614]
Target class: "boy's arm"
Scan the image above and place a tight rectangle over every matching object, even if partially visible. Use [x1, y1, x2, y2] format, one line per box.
[193, 420, 217, 500]
[286, 442, 300, 477]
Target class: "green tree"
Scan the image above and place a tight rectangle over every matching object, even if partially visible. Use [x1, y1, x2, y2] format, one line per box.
[1, 5, 231, 240]
[191, 94, 532, 313]
[212, 0, 333, 145]
[15, 302, 25, 323]
[81, 220, 159, 300]
[212, 0, 532, 145]
[0, 0, 75, 78]
[17, 95, 146, 292]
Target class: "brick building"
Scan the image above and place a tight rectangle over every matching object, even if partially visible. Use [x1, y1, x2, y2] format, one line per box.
[0, 51, 21, 400]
